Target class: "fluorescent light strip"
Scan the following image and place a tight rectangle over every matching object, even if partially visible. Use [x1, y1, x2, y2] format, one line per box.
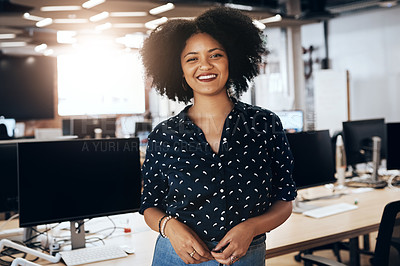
[149, 3, 174, 15]
[110, 12, 147, 17]
[41, 6, 81, 12]
[89, 11, 109, 22]
[44, 49, 54, 56]
[253, 20, 266, 30]
[82, 0, 105, 9]
[224, 3, 253, 11]
[95, 22, 112, 31]
[35, 44, 47, 52]
[113, 23, 145, 28]
[259, 14, 282, 24]
[54, 19, 88, 24]
[36, 18, 53, 27]
[0, 42, 27, 48]
[0, 34, 16, 39]
[145, 17, 168, 29]
[23, 13, 44, 21]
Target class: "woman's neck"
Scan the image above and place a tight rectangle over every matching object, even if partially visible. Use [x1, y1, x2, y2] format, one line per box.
[189, 92, 234, 118]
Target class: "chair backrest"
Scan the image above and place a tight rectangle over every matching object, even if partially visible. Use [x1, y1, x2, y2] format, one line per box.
[372, 200, 400, 266]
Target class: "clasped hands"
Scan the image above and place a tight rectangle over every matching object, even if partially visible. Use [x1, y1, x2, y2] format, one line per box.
[165, 219, 255, 265]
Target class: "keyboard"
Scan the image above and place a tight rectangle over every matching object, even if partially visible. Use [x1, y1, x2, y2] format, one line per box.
[60, 245, 128, 266]
[302, 203, 358, 218]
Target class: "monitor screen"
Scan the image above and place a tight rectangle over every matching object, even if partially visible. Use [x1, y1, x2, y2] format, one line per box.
[17, 138, 141, 227]
[274, 110, 303, 132]
[342, 118, 386, 166]
[0, 143, 18, 213]
[62, 118, 116, 138]
[0, 55, 55, 120]
[286, 130, 336, 189]
[387, 122, 400, 170]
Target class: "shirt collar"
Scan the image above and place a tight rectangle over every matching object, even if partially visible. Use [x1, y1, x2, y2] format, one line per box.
[177, 97, 248, 125]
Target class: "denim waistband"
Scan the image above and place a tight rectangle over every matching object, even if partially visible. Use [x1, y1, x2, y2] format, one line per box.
[203, 234, 266, 251]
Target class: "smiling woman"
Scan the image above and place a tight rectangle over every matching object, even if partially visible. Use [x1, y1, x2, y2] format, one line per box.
[139, 6, 296, 266]
[57, 50, 145, 116]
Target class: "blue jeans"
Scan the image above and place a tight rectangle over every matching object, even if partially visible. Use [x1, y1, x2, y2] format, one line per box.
[152, 234, 266, 266]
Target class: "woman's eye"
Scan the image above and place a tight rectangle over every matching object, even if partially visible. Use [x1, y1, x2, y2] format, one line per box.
[211, 53, 223, 58]
[186, 58, 197, 62]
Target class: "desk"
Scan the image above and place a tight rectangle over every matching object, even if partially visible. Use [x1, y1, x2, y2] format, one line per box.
[2, 186, 399, 266]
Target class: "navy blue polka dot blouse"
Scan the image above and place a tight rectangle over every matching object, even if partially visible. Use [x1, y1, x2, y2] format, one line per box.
[140, 100, 297, 242]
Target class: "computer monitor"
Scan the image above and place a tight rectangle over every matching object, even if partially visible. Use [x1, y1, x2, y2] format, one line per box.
[286, 130, 336, 189]
[342, 118, 386, 167]
[274, 110, 303, 132]
[0, 143, 18, 213]
[17, 138, 141, 248]
[387, 122, 400, 170]
[62, 118, 116, 138]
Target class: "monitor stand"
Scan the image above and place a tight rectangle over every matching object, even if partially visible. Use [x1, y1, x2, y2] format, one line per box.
[347, 136, 387, 189]
[70, 220, 86, 250]
[23, 226, 37, 244]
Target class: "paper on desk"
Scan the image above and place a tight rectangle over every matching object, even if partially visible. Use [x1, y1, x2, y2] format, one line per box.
[350, 188, 374, 194]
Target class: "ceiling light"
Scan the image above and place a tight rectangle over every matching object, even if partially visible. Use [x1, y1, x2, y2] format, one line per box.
[89, 12, 109, 22]
[0, 42, 27, 48]
[95, 23, 112, 31]
[149, 3, 175, 15]
[113, 23, 145, 28]
[116, 34, 145, 49]
[259, 14, 282, 24]
[145, 17, 168, 30]
[34, 44, 47, 52]
[23, 13, 44, 21]
[378, 1, 398, 7]
[224, 3, 253, 11]
[54, 19, 88, 24]
[44, 49, 54, 56]
[252, 20, 266, 30]
[110, 12, 147, 17]
[36, 18, 53, 28]
[57, 31, 77, 44]
[82, 0, 106, 9]
[40, 6, 81, 12]
[0, 34, 16, 39]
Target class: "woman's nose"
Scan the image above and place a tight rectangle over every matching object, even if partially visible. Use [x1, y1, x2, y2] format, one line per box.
[199, 58, 212, 70]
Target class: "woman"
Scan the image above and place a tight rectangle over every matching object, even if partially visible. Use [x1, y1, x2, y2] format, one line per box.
[140, 7, 297, 266]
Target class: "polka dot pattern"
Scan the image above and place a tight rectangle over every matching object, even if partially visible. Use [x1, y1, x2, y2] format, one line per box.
[140, 100, 297, 242]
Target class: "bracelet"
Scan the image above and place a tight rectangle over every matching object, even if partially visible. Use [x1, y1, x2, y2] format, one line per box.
[158, 215, 168, 236]
[160, 215, 173, 238]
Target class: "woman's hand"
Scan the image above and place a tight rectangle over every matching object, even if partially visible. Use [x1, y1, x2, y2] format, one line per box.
[165, 218, 214, 264]
[211, 221, 256, 265]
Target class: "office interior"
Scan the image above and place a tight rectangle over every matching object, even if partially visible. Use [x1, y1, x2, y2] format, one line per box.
[1, 0, 400, 266]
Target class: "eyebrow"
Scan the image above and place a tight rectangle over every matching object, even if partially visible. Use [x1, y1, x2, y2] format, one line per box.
[183, 48, 225, 58]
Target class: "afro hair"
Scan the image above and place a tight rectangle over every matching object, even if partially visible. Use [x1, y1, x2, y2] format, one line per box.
[140, 6, 266, 103]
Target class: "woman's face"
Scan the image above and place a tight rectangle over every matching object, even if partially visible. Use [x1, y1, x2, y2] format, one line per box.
[180, 33, 229, 98]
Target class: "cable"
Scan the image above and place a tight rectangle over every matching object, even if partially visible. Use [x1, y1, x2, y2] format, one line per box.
[0, 214, 19, 232]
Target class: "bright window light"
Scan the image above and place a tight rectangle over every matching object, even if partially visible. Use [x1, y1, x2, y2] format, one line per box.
[57, 51, 145, 116]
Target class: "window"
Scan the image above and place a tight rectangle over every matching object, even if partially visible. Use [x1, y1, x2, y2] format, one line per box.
[57, 51, 145, 116]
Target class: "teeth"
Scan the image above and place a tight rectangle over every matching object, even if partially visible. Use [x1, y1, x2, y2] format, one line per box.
[198, 74, 216, 80]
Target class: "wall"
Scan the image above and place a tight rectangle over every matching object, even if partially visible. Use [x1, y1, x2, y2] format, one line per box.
[301, 6, 400, 122]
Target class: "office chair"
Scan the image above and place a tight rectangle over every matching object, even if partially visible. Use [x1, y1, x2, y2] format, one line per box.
[300, 200, 400, 266]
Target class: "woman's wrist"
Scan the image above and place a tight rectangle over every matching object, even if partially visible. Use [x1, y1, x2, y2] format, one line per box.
[164, 217, 179, 238]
